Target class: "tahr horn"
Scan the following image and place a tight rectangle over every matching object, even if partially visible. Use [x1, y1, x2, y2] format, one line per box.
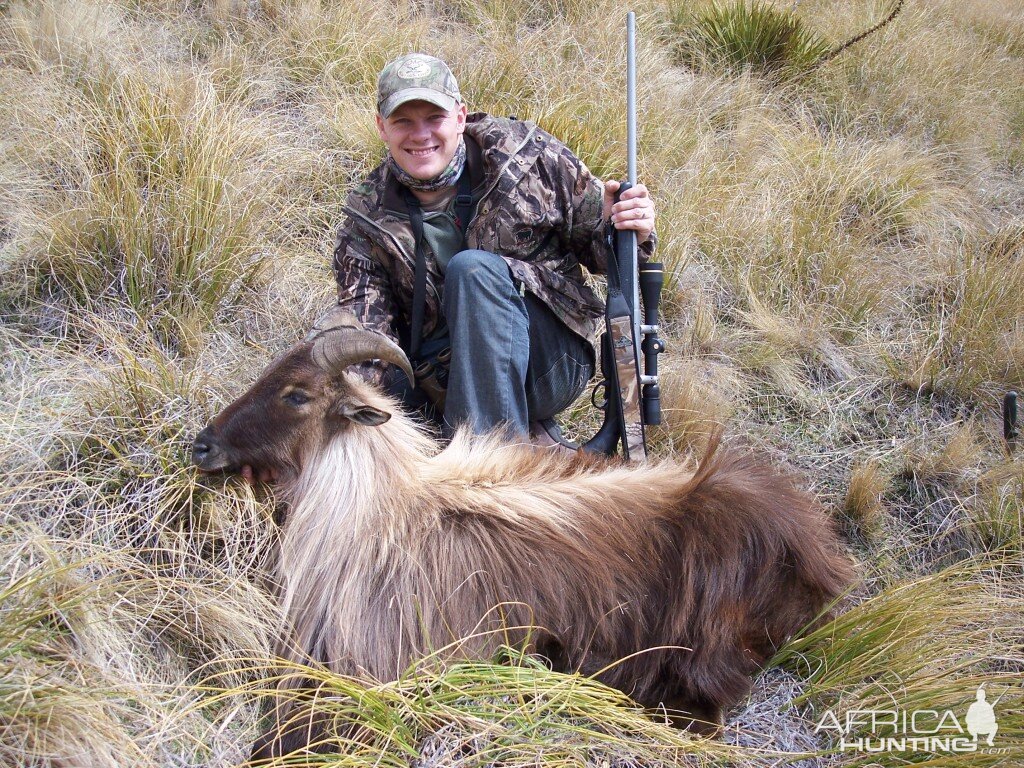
[307, 307, 414, 384]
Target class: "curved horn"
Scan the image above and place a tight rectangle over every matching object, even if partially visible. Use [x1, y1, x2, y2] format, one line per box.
[311, 327, 414, 385]
[304, 306, 362, 340]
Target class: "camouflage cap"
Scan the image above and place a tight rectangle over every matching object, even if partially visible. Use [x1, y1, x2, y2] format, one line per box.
[377, 54, 462, 118]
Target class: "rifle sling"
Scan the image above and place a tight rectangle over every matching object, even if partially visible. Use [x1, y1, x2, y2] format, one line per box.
[604, 228, 647, 460]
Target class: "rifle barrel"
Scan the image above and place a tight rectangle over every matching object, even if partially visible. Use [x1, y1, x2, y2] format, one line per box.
[626, 11, 637, 186]
[623, 12, 642, 359]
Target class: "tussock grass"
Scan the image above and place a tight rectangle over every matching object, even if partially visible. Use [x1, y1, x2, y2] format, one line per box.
[903, 422, 986, 491]
[262, 0, 429, 91]
[18, 65, 289, 349]
[0, 529, 150, 768]
[899, 229, 1024, 400]
[0, 523, 277, 767]
[652, 359, 742, 455]
[5, 0, 126, 74]
[1, 0, 1024, 764]
[842, 459, 889, 539]
[971, 459, 1024, 556]
[669, 0, 832, 80]
[777, 558, 1024, 765]
[688, 119, 964, 328]
[803, 0, 1024, 170]
[198, 650, 748, 767]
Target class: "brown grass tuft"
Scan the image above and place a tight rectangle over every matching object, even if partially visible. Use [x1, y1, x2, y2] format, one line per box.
[842, 458, 889, 538]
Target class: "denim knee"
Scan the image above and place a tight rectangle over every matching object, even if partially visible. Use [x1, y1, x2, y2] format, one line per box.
[444, 249, 510, 289]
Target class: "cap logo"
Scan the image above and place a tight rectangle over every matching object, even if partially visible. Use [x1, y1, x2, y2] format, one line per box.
[397, 57, 432, 79]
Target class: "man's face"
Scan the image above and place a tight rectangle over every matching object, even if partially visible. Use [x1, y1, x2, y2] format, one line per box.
[376, 100, 468, 180]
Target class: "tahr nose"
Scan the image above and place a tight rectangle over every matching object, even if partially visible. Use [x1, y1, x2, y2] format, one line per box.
[191, 425, 219, 468]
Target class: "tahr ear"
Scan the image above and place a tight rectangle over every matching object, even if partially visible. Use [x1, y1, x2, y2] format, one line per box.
[330, 398, 391, 427]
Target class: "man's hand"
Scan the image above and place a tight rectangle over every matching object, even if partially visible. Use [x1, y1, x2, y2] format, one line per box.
[240, 464, 279, 485]
[603, 179, 655, 244]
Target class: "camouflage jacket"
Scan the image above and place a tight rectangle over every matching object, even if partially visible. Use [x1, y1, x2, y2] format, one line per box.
[332, 113, 656, 376]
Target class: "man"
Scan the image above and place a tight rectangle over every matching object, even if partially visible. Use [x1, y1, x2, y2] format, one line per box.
[333, 53, 656, 446]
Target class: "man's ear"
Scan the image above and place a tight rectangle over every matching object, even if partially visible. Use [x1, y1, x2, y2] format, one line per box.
[330, 398, 391, 427]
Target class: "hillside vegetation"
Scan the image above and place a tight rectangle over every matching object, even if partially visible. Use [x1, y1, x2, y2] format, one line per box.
[0, 0, 1022, 765]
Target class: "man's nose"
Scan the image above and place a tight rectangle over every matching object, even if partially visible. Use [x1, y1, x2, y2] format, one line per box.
[409, 121, 431, 140]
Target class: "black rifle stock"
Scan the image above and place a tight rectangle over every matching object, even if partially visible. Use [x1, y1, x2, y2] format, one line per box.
[583, 11, 664, 461]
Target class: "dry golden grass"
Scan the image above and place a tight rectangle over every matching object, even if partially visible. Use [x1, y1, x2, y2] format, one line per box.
[925, 230, 1024, 397]
[778, 556, 1024, 761]
[972, 459, 1024, 555]
[1, 0, 1023, 764]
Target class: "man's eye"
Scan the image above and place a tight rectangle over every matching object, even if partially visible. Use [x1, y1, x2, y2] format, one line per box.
[283, 391, 311, 406]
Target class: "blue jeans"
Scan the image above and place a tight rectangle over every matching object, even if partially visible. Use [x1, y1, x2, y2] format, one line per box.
[384, 249, 594, 437]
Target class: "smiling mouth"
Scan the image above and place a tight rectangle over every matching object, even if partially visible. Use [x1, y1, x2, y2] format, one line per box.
[406, 146, 438, 157]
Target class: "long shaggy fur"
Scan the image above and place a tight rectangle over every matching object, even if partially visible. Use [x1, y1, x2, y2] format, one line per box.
[194, 354, 854, 758]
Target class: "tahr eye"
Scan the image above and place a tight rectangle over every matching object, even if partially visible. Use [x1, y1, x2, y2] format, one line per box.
[283, 391, 311, 407]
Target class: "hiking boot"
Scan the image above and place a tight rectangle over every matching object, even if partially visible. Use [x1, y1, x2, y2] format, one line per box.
[528, 418, 579, 452]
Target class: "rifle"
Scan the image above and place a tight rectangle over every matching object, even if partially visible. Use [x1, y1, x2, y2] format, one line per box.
[583, 11, 664, 461]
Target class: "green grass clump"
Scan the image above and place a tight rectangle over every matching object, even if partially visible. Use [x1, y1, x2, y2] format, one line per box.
[199, 647, 749, 767]
[670, 0, 831, 79]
